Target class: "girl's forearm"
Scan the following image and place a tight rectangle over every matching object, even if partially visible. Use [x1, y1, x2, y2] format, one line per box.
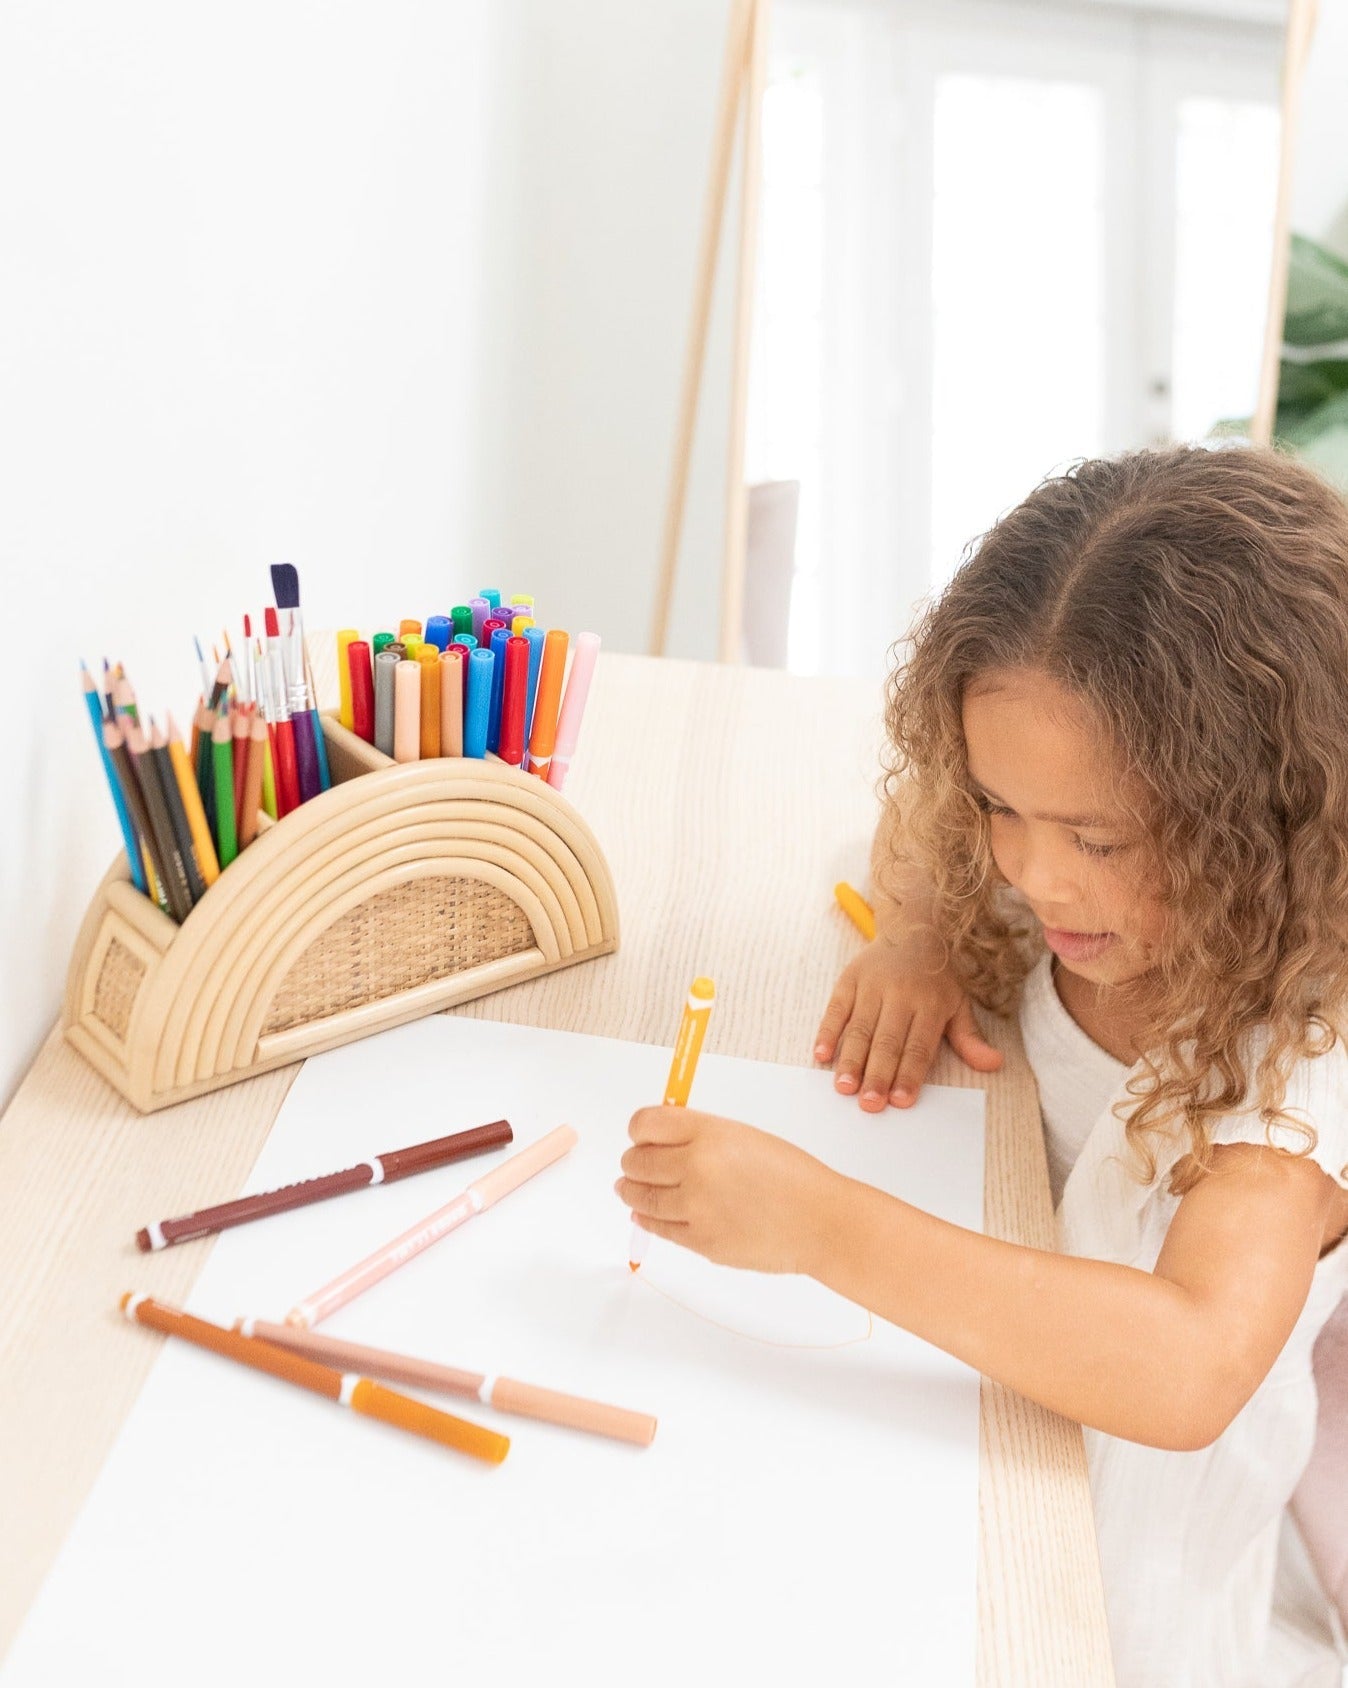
[805, 1169, 1237, 1450]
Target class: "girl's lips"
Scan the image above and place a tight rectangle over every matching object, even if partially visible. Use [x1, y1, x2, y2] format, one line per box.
[1043, 927, 1118, 964]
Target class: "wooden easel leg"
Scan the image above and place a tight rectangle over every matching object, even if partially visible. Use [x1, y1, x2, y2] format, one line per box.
[720, 0, 768, 664]
[649, 0, 755, 657]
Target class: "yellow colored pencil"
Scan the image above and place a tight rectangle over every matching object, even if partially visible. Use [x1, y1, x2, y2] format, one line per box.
[165, 714, 220, 887]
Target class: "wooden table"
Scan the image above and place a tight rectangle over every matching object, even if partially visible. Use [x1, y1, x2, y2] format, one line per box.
[0, 652, 1114, 1683]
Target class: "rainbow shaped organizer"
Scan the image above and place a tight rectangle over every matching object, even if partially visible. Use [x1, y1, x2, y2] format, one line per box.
[63, 716, 619, 1112]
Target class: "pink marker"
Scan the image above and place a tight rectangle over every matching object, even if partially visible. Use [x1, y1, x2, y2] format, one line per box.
[285, 1125, 578, 1328]
[545, 631, 600, 792]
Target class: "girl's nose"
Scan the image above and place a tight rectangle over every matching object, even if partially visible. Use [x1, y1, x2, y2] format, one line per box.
[1009, 834, 1080, 908]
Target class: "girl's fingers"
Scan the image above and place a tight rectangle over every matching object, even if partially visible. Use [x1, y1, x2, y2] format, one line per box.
[620, 1144, 683, 1185]
[813, 976, 857, 1063]
[831, 989, 884, 1095]
[889, 1013, 947, 1106]
[615, 1177, 682, 1222]
[857, 1010, 914, 1112]
[628, 1105, 696, 1146]
[947, 1000, 1004, 1073]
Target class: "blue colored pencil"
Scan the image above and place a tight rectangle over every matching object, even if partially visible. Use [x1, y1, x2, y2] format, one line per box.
[81, 664, 148, 892]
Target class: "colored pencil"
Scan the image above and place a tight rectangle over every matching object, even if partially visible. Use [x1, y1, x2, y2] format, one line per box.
[239, 1322, 657, 1447]
[165, 712, 219, 887]
[82, 666, 148, 892]
[629, 977, 716, 1272]
[124, 723, 194, 922]
[136, 1119, 513, 1250]
[212, 714, 238, 868]
[122, 1294, 509, 1464]
[149, 723, 207, 907]
[237, 714, 268, 849]
[287, 1124, 578, 1328]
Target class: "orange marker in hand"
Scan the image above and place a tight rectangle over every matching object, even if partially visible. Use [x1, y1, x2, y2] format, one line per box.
[628, 977, 716, 1272]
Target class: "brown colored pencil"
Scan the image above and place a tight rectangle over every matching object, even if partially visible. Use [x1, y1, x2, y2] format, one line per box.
[135, 1118, 513, 1250]
[149, 724, 206, 906]
[240, 1321, 658, 1447]
[237, 714, 268, 848]
[104, 721, 171, 908]
[124, 723, 194, 922]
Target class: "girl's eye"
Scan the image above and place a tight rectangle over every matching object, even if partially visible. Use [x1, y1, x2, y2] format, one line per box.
[1075, 836, 1120, 859]
[976, 796, 1014, 818]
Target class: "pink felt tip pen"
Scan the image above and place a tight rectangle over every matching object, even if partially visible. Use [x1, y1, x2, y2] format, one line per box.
[545, 631, 599, 792]
[286, 1124, 579, 1328]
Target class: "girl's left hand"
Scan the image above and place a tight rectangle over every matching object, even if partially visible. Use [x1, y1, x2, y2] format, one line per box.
[617, 1106, 837, 1274]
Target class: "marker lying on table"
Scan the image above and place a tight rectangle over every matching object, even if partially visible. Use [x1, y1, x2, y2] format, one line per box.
[287, 1124, 579, 1329]
[628, 977, 716, 1272]
[239, 1321, 658, 1447]
[834, 881, 876, 941]
[135, 1120, 513, 1251]
[121, 1294, 509, 1464]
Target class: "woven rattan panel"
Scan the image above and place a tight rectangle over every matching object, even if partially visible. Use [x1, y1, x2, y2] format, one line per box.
[91, 937, 146, 1042]
[261, 876, 536, 1035]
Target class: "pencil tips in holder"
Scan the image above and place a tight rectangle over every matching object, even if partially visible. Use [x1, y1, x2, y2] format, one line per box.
[63, 716, 619, 1112]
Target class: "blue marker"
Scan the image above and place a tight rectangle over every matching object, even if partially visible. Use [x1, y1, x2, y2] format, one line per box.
[523, 625, 546, 752]
[453, 633, 478, 650]
[424, 614, 451, 652]
[479, 587, 501, 610]
[464, 648, 493, 758]
[486, 626, 510, 752]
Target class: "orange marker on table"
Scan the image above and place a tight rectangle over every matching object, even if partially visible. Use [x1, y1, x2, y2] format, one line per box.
[629, 977, 716, 1272]
[121, 1293, 509, 1464]
[834, 881, 876, 941]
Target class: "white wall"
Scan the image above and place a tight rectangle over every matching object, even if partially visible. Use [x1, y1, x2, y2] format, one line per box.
[0, 1, 742, 1106]
[1293, 0, 1348, 260]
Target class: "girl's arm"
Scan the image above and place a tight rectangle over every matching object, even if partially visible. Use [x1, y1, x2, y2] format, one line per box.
[618, 1113, 1339, 1451]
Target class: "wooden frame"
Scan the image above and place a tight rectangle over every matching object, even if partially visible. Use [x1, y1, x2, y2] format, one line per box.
[1253, 0, 1320, 445]
[649, 0, 769, 664]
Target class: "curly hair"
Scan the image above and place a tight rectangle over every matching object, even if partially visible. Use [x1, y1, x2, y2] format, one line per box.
[884, 445, 1348, 1191]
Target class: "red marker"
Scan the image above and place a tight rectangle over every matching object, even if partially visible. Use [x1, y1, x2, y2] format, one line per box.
[347, 640, 375, 743]
[498, 636, 529, 765]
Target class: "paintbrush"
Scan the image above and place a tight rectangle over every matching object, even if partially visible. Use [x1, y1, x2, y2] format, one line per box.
[271, 562, 331, 791]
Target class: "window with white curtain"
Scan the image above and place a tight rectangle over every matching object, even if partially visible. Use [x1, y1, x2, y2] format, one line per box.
[745, 0, 1283, 678]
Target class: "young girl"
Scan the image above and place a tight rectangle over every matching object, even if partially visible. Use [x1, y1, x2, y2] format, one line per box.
[617, 446, 1348, 1687]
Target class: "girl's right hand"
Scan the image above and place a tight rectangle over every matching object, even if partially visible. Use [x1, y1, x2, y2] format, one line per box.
[813, 934, 1003, 1112]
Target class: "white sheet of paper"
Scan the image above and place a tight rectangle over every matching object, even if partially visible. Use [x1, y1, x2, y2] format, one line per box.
[5, 1016, 985, 1686]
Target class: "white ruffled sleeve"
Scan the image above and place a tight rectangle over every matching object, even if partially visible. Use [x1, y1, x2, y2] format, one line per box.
[1208, 1043, 1348, 1189]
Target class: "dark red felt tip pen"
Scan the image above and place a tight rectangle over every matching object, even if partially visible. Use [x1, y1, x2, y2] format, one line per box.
[135, 1119, 513, 1251]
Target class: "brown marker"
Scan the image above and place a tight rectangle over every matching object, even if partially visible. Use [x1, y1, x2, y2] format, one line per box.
[135, 1119, 513, 1250]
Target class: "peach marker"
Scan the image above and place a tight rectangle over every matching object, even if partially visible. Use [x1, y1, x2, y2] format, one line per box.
[287, 1125, 578, 1328]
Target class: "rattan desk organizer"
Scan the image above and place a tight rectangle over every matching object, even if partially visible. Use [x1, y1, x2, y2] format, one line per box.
[63, 715, 619, 1112]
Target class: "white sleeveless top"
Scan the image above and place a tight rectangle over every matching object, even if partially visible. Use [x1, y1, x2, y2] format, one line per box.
[1019, 951, 1348, 1688]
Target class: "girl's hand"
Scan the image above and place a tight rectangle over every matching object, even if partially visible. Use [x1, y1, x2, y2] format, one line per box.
[814, 931, 1002, 1111]
[617, 1106, 837, 1274]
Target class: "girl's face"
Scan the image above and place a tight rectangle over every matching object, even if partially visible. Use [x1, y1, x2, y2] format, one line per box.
[962, 667, 1165, 987]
